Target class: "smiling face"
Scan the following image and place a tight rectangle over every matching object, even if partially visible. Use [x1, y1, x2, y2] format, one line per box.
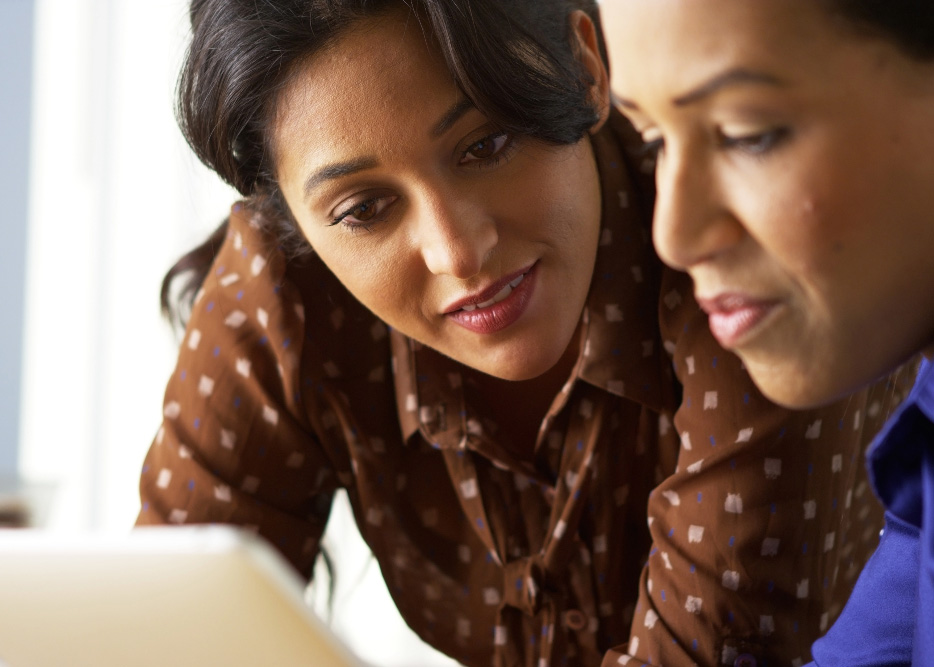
[602, 0, 934, 407]
[274, 10, 609, 381]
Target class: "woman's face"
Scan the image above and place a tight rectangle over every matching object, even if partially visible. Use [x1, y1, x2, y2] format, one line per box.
[275, 12, 609, 381]
[603, 0, 934, 407]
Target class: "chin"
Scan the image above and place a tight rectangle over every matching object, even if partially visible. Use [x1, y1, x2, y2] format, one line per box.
[743, 357, 850, 410]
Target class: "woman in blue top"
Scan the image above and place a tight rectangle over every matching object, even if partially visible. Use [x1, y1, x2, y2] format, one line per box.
[600, 0, 934, 664]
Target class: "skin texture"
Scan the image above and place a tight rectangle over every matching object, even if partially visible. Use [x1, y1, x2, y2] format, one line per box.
[602, 0, 934, 408]
[274, 10, 611, 390]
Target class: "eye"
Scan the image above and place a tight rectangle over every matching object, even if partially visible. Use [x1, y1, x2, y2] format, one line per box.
[329, 195, 398, 232]
[459, 132, 515, 166]
[719, 127, 790, 155]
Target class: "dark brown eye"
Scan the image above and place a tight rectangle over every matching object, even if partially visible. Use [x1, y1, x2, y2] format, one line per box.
[461, 132, 509, 164]
[352, 201, 378, 222]
[468, 137, 499, 159]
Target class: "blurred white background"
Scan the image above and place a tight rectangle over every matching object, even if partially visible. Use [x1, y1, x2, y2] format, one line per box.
[4, 0, 458, 663]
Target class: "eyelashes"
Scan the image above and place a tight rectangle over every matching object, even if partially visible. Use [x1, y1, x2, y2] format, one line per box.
[329, 195, 398, 233]
[638, 127, 792, 161]
[327, 130, 519, 234]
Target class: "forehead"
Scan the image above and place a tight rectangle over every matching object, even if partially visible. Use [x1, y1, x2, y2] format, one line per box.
[602, 0, 838, 95]
[273, 12, 459, 167]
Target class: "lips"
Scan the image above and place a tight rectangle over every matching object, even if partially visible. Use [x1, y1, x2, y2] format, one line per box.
[445, 263, 537, 334]
[444, 264, 535, 314]
[696, 293, 780, 348]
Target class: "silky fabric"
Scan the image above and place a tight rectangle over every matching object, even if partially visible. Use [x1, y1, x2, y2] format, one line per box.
[138, 111, 912, 666]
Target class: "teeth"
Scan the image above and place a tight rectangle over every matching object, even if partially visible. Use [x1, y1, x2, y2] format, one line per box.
[460, 273, 526, 312]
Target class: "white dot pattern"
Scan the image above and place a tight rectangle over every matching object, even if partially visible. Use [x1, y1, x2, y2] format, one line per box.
[136, 112, 913, 667]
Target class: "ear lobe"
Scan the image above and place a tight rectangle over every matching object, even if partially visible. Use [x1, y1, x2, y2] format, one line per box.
[570, 10, 612, 135]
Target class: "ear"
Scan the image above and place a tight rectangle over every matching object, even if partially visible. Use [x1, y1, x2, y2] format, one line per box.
[570, 10, 612, 135]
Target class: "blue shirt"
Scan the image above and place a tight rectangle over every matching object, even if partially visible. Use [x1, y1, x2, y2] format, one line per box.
[810, 359, 934, 666]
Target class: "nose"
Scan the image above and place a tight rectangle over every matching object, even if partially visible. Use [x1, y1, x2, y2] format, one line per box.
[417, 191, 498, 279]
[652, 144, 743, 271]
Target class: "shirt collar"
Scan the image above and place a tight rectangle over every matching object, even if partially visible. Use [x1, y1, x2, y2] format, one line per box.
[394, 109, 669, 448]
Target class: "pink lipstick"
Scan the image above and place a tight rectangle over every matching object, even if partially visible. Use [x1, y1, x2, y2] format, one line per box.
[445, 263, 537, 334]
[697, 294, 779, 348]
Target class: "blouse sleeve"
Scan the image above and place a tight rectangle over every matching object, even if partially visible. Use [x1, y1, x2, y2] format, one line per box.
[604, 267, 909, 666]
[136, 205, 338, 579]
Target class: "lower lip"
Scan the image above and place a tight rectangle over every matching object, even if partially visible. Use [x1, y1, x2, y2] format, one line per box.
[707, 302, 778, 348]
[447, 264, 538, 334]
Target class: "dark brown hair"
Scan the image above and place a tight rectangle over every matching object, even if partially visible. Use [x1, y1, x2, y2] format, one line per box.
[826, 0, 934, 60]
[162, 0, 607, 327]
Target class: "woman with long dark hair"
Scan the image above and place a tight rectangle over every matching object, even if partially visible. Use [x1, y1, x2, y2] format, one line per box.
[138, 1, 912, 664]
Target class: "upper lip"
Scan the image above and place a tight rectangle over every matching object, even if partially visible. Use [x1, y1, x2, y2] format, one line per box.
[696, 292, 775, 315]
[443, 263, 535, 314]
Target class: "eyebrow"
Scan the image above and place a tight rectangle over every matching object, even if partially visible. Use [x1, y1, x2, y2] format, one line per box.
[431, 98, 476, 137]
[302, 97, 477, 198]
[615, 68, 786, 111]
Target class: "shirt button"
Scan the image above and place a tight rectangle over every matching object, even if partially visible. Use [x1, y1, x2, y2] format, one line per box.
[564, 609, 587, 631]
[734, 654, 757, 667]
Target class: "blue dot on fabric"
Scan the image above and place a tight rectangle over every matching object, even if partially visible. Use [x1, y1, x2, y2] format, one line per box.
[794, 621, 800, 633]
[233, 397, 241, 408]
[743, 393, 750, 404]
[711, 357, 718, 368]
[142, 465, 149, 474]
[808, 463, 814, 475]
[282, 338, 291, 349]
[692, 639, 699, 650]
[241, 248, 248, 257]
[730, 459, 737, 470]
[577, 439, 584, 451]
[690, 564, 697, 573]
[668, 528, 675, 537]
[778, 427, 787, 438]
[193, 418, 201, 429]
[767, 581, 775, 592]
[236, 290, 244, 300]
[770, 503, 777, 513]
[516, 578, 523, 590]
[802, 542, 809, 554]
[832, 498, 838, 509]
[661, 590, 666, 601]
[259, 336, 268, 345]
[709, 435, 716, 446]
[180, 370, 187, 380]
[686, 397, 693, 408]
[729, 536, 735, 547]
[476, 518, 485, 529]
[697, 492, 703, 503]
[142, 502, 150, 511]
[838, 419, 845, 430]
[213, 346, 221, 357]
[216, 265, 225, 276]
[727, 611, 735, 623]
[206, 301, 215, 312]
[188, 480, 195, 490]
